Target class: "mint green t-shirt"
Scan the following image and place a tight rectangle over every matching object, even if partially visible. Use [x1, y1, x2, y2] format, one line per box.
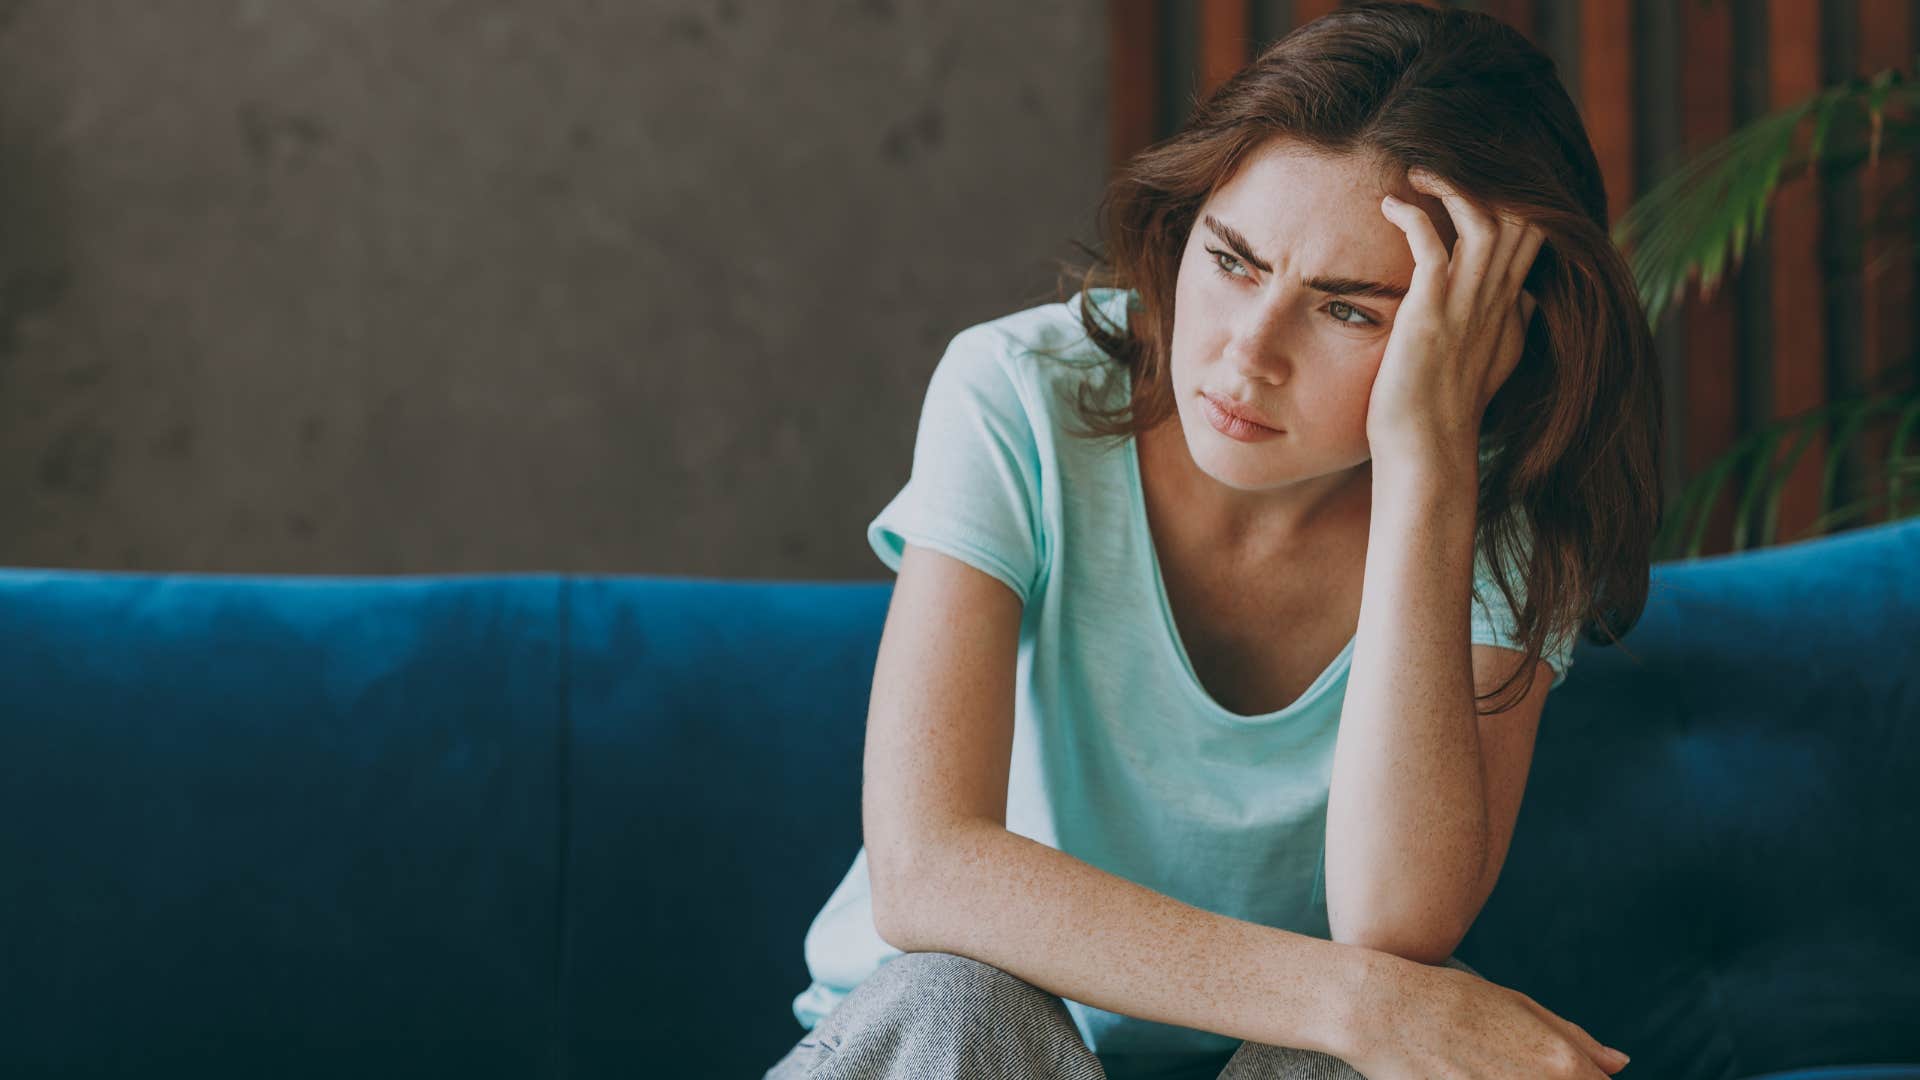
[790, 286, 1575, 1061]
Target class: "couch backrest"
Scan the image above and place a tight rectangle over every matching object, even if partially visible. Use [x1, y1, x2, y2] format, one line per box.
[2, 519, 1916, 1079]
[0, 573, 571, 1076]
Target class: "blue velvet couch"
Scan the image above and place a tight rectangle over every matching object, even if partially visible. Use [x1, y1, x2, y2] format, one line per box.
[2, 517, 1917, 1079]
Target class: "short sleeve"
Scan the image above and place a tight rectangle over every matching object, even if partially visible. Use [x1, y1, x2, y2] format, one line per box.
[1468, 517, 1576, 690]
[866, 326, 1047, 604]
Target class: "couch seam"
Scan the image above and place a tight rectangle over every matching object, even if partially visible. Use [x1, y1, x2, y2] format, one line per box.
[552, 575, 575, 1080]
[1678, 698, 1742, 1079]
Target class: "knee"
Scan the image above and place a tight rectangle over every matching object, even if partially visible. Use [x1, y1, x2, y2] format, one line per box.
[873, 950, 1050, 1012]
[826, 951, 1095, 1069]
[855, 950, 1082, 1042]
[1218, 1040, 1365, 1080]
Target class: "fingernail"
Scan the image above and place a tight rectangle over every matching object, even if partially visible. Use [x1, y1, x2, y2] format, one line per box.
[1611, 1048, 1631, 1064]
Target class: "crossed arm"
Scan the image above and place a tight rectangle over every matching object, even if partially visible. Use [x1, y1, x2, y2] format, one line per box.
[1324, 451, 1556, 965]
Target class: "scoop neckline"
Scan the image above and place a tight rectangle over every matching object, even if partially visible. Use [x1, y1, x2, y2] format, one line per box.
[1121, 397, 1356, 725]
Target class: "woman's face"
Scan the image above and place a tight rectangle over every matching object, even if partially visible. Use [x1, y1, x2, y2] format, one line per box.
[1167, 138, 1455, 495]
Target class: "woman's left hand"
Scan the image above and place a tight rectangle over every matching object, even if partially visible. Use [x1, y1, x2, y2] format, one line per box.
[1367, 167, 1546, 468]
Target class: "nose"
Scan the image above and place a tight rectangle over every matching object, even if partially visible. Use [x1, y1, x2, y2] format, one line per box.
[1221, 298, 1296, 386]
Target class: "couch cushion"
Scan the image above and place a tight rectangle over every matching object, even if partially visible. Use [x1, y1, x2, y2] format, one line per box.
[1461, 519, 1920, 1079]
[560, 575, 888, 1077]
[0, 571, 568, 1076]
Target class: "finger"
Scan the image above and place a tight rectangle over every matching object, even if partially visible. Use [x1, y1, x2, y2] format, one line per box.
[1480, 294, 1529, 409]
[1408, 166, 1500, 244]
[1474, 210, 1542, 316]
[1488, 215, 1527, 282]
[1379, 193, 1449, 288]
[1515, 993, 1629, 1073]
[1502, 223, 1549, 302]
[1406, 168, 1498, 309]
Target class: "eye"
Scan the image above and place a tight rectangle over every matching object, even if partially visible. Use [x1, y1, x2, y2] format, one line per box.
[1205, 247, 1382, 328]
[1205, 247, 1249, 281]
[1325, 300, 1378, 327]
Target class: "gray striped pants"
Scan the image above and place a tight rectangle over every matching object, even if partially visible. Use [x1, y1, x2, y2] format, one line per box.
[763, 950, 1481, 1080]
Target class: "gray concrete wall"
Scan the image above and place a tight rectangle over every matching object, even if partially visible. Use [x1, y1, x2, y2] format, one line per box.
[0, 0, 1108, 577]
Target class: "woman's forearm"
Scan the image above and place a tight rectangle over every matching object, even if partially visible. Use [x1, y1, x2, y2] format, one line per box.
[1324, 449, 1489, 963]
[876, 820, 1382, 1059]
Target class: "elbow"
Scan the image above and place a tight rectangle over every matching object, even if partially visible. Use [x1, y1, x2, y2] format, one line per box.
[1328, 906, 1468, 968]
[1331, 924, 1460, 967]
[870, 874, 921, 952]
[868, 840, 942, 952]
[1325, 860, 1484, 967]
[868, 820, 993, 952]
[1342, 930, 1459, 968]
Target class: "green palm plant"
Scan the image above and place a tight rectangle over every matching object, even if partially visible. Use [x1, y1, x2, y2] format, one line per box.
[1611, 61, 1920, 560]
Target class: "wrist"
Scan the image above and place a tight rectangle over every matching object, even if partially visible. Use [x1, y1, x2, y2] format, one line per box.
[1326, 944, 1403, 1061]
[1368, 441, 1479, 494]
[1368, 419, 1481, 462]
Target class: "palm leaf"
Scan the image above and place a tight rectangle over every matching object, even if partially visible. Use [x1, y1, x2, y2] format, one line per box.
[1613, 67, 1920, 329]
[1731, 422, 1796, 551]
[1807, 483, 1920, 534]
[1819, 398, 1878, 515]
[1761, 415, 1830, 547]
[1656, 388, 1920, 559]
[1889, 394, 1920, 514]
[1626, 59, 1920, 558]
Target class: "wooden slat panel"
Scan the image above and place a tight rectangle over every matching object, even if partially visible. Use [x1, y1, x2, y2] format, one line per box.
[1291, 0, 1342, 27]
[1198, 0, 1251, 98]
[1766, 0, 1827, 541]
[1250, 1, 1289, 52]
[1679, 0, 1741, 554]
[1480, 0, 1536, 44]
[1579, 1, 1635, 230]
[1110, 0, 1161, 169]
[1856, 0, 1915, 525]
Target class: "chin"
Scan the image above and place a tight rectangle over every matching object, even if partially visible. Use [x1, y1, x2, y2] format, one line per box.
[1184, 430, 1289, 488]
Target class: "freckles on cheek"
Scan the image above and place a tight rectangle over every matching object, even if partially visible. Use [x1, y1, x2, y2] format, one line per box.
[1329, 379, 1376, 424]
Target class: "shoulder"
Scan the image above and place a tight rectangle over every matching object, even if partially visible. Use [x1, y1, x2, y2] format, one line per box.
[872, 291, 1134, 606]
[962, 287, 1134, 363]
[933, 288, 1134, 428]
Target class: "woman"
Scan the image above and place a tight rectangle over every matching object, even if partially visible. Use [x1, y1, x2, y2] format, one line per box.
[771, 2, 1658, 1077]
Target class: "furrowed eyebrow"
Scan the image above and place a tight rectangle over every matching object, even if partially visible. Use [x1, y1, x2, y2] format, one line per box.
[1202, 214, 1408, 302]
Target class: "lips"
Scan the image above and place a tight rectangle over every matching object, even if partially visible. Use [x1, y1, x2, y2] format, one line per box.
[1202, 392, 1279, 431]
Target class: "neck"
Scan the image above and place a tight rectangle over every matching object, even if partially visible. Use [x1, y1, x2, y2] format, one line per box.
[1140, 418, 1373, 558]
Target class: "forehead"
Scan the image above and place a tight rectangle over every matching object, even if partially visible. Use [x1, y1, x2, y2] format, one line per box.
[1218, 139, 1393, 203]
[1202, 139, 1450, 266]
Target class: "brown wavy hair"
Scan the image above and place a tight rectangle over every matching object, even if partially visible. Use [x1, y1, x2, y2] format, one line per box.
[1054, 0, 1663, 714]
